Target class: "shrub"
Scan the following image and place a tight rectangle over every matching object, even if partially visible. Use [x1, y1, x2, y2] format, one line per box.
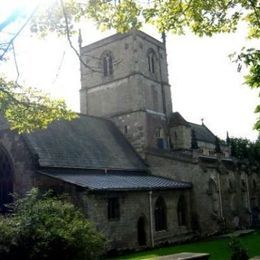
[229, 237, 249, 260]
[0, 188, 105, 260]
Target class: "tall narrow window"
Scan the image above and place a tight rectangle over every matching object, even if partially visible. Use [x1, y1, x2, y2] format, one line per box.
[102, 52, 113, 76]
[154, 196, 167, 231]
[208, 178, 219, 215]
[107, 197, 120, 220]
[177, 195, 187, 226]
[147, 49, 156, 73]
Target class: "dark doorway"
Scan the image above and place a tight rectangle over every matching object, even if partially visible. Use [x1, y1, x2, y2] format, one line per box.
[137, 216, 146, 246]
[0, 146, 13, 214]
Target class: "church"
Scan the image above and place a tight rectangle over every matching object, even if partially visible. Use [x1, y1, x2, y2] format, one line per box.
[0, 29, 259, 251]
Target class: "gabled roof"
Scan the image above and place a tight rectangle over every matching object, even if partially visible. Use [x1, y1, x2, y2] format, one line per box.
[38, 168, 192, 191]
[189, 123, 216, 144]
[169, 112, 216, 144]
[24, 115, 145, 171]
[169, 112, 190, 127]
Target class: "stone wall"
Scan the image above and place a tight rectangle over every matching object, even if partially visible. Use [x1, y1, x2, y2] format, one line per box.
[112, 111, 147, 156]
[146, 152, 260, 234]
[84, 189, 192, 250]
[34, 173, 193, 251]
[79, 29, 172, 118]
[0, 130, 36, 195]
[170, 125, 192, 150]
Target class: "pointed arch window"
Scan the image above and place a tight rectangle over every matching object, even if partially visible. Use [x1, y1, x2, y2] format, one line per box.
[154, 196, 167, 231]
[103, 52, 113, 76]
[107, 197, 120, 220]
[207, 178, 219, 214]
[177, 195, 187, 226]
[147, 49, 156, 73]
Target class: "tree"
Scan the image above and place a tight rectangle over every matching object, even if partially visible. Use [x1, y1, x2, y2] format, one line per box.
[214, 136, 222, 154]
[0, 2, 77, 134]
[27, 0, 260, 130]
[230, 137, 260, 164]
[229, 237, 249, 260]
[0, 188, 105, 260]
[1, 0, 259, 131]
[0, 77, 76, 133]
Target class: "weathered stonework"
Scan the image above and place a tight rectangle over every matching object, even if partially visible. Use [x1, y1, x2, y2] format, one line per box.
[0, 130, 36, 195]
[79, 189, 191, 250]
[146, 151, 260, 234]
[0, 30, 259, 254]
[80, 30, 172, 155]
[78, 29, 260, 247]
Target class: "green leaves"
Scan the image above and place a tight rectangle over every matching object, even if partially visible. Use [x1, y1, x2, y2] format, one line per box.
[83, 0, 258, 37]
[86, 0, 142, 33]
[0, 188, 105, 260]
[232, 48, 260, 130]
[30, 0, 84, 37]
[0, 77, 77, 133]
[230, 137, 260, 163]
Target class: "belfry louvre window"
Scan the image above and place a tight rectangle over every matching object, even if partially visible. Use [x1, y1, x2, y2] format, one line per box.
[154, 196, 167, 231]
[103, 53, 113, 76]
[108, 197, 120, 220]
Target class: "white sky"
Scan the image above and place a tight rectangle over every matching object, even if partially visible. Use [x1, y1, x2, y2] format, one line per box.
[0, 2, 259, 141]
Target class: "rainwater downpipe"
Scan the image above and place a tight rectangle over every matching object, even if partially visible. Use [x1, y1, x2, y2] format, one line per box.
[149, 191, 154, 247]
[245, 174, 252, 225]
[246, 174, 251, 211]
[217, 173, 223, 219]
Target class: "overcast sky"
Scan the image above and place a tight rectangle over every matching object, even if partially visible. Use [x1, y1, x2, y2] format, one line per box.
[0, 2, 259, 141]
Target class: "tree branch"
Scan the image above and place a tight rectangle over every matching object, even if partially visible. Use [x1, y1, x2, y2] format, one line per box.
[59, 0, 101, 73]
[0, 4, 40, 61]
[248, 0, 260, 28]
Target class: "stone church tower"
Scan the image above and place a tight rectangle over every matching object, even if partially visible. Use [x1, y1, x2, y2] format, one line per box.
[80, 30, 172, 155]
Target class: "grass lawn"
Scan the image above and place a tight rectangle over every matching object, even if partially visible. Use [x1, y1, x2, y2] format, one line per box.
[113, 230, 260, 260]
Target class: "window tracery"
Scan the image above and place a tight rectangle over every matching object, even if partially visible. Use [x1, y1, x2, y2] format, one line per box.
[102, 51, 113, 76]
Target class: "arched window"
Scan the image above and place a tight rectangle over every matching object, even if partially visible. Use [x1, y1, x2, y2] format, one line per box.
[208, 178, 219, 214]
[154, 196, 167, 231]
[102, 52, 113, 76]
[137, 216, 146, 246]
[107, 197, 120, 220]
[147, 49, 156, 73]
[252, 179, 257, 192]
[0, 146, 13, 213]
[177, 195, 187, 226]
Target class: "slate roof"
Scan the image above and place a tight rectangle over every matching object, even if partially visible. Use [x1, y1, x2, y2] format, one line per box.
[38, 168, 192, 191]
[189, 123, 216, 144]
[169, 112, 190, 127]
[24, 115, 145, 171]
[169, 112, 216, 144]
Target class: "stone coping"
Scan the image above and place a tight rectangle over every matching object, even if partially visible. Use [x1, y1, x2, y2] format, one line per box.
[219, 229, 255, 238]
[157, 252, 210, 260]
